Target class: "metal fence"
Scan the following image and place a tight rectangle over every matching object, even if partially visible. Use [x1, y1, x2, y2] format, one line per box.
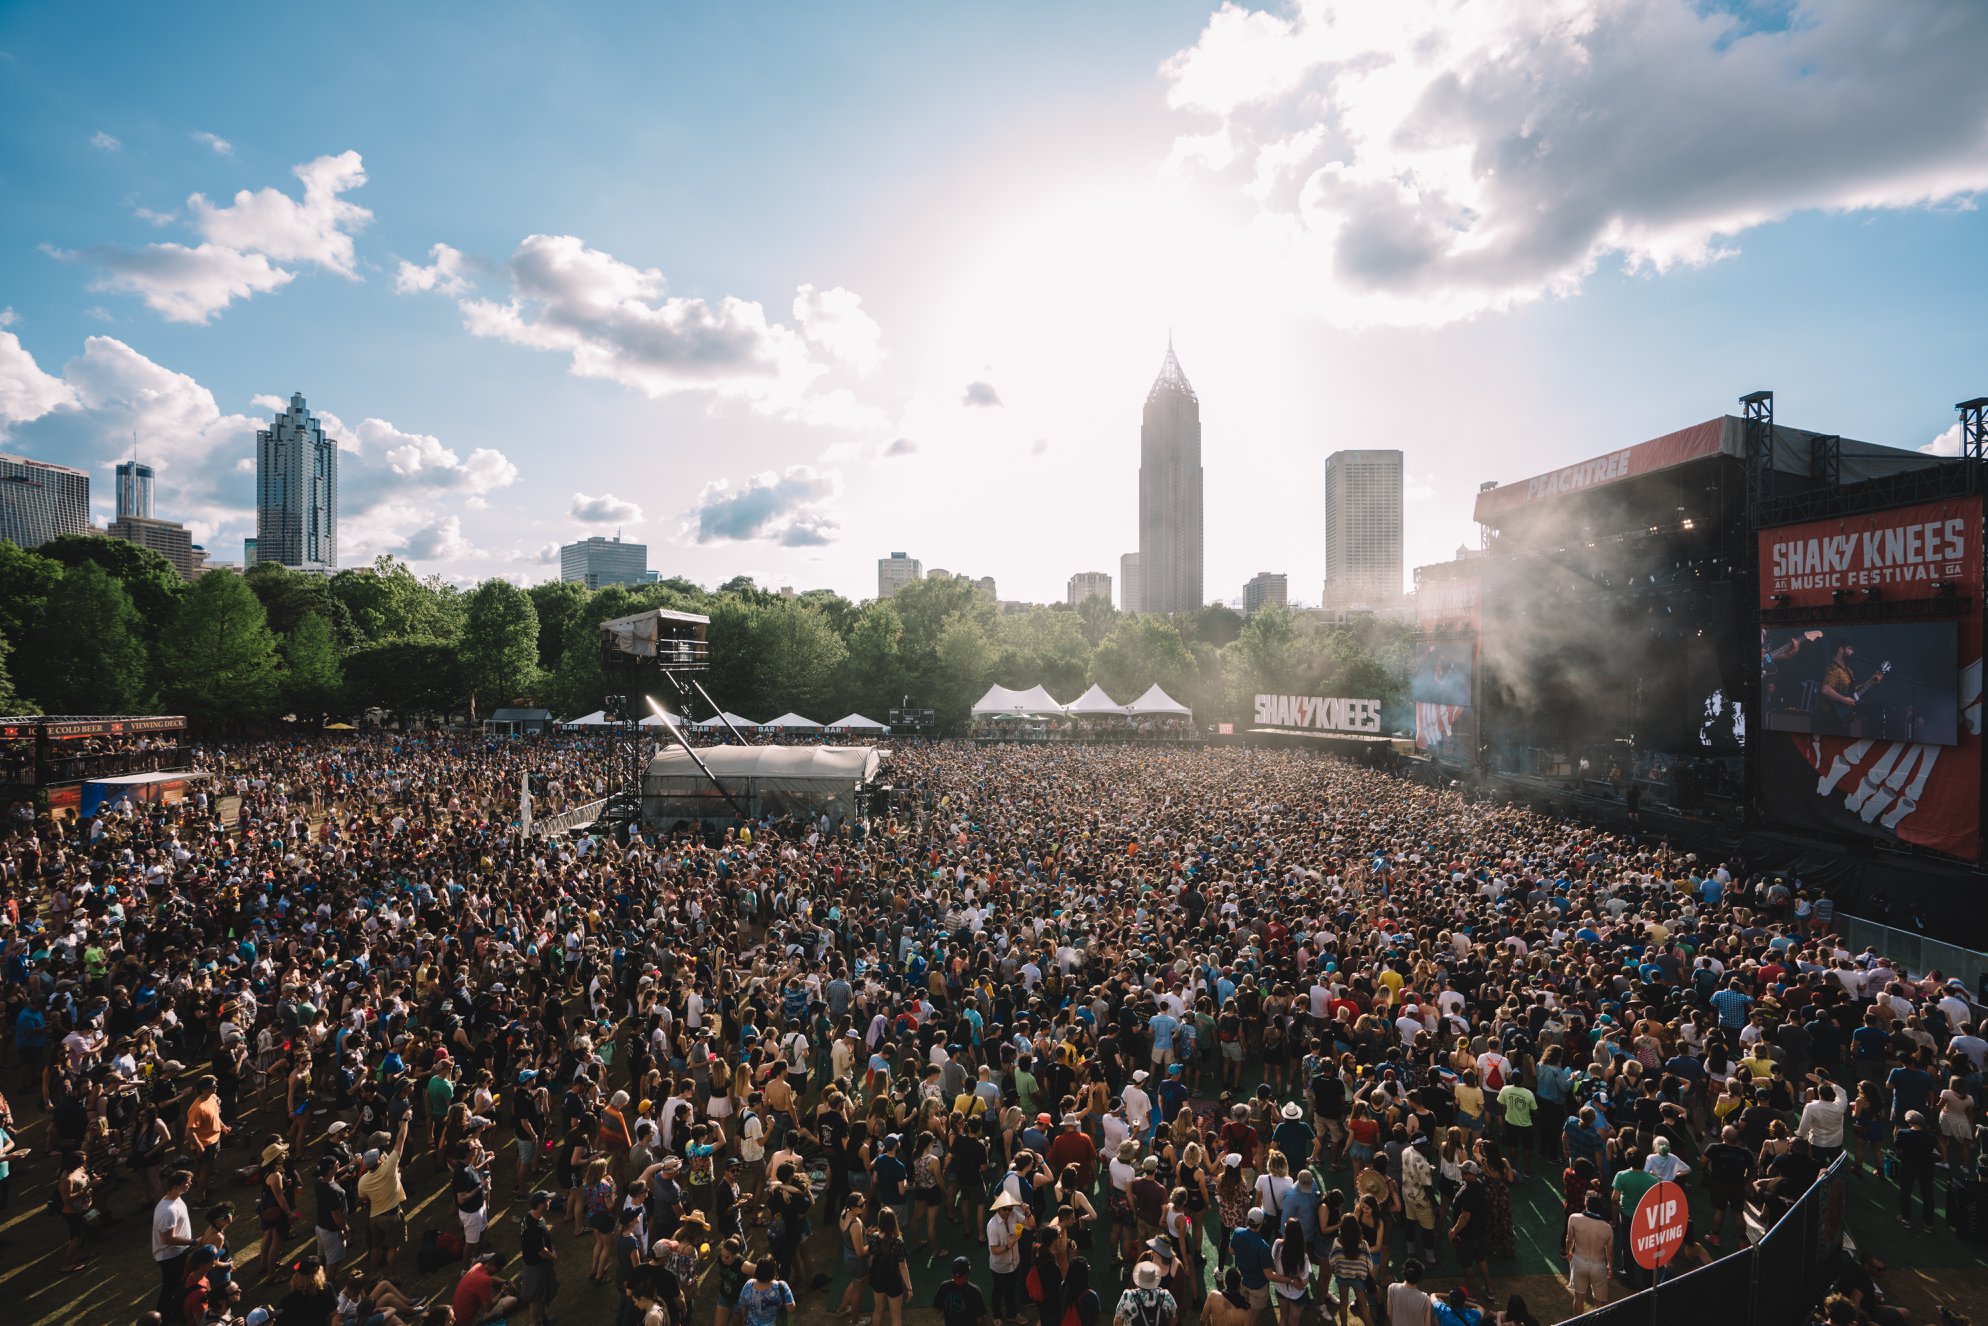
[528, 796, 608, 838]
[1840, 914, 1988, 1006]
[1564, 1155, 1850, 1326]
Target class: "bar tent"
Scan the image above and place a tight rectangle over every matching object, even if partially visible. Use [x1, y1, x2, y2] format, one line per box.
[1125, 684, 1192, 717]
[1065, 684, 1128, 716]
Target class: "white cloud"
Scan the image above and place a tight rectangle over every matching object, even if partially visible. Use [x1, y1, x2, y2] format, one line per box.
[395, 515, 480, 561]
[132, 206, 177, 227]
[1162, 0, 1988, 326]
[793, 284, 884, 376]
[570, 491, 643, 525]
[60, 151, 372, 323]
[188, 150, 371, 276]
[961, 380, 1002, 408]
[0, 328, 78, 426]
[0, 332, 512, 573]
[885, 437, 917, 457]
[1923, 422, 1963, 456]
[394, 242, 472, 296]
[687, 465, 840, 546]
[91, 131, 121, 152]
[191, 131, 235, 157]
[56, 241, 293, 324]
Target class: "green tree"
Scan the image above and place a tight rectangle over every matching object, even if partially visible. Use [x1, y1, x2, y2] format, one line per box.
[1185, 604, 1245, 648]
[158, 571, 283, 728]
[459, 579, 541, 710]
[23, 563, 150, 713]
[751, 597, 847, 717]
[548, 583, 646, 716]
[344, 638, 462, 717]
[935, 610, 997, 732]
[1089, 614, 1195, 701]
[0, 541, 63, 652]
[526, 579, 591, 673]
[834, 601, 907, 719]
[1075, 594, 1118, 647]
[246, 562, 355, 644]
[40, 533, 184, 640]
[1223, 604, 1305, 712]
[995, 607, 1091, 698]
[330, 555, 461, 644]
[282, 612, 344, 720]
[0, 629, 27, 714]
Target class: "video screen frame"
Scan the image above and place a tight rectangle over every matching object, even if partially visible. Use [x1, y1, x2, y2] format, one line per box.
[1760, 620, 1959, 746]
[1410, 639, 1474, 707]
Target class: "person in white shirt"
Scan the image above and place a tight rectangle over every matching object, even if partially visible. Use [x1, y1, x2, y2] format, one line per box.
[1796, 1078, 1849, 1159]
[1122, 1074, 1154, 1139]
[151, 1168, 196, 1319]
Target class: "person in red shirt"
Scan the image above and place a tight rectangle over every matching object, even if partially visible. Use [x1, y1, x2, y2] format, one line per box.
[452, 1253, 522, 1325]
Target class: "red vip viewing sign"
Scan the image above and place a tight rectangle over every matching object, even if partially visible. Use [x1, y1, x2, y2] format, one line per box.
[1760, 498, 1980, 609]
[1630, 1180, 1688, 1271]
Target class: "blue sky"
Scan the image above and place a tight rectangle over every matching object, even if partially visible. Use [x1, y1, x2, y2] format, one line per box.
[3, 0, 1986, 604]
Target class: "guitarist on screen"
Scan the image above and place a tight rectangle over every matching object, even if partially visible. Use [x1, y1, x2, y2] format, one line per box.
[1820, 640, 1888, 725]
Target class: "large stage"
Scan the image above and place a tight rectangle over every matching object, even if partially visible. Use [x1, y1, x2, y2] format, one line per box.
[1415, 393, 1988, 931]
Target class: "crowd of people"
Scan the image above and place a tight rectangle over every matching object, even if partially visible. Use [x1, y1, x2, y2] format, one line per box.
[0, 736, 1981, 1326]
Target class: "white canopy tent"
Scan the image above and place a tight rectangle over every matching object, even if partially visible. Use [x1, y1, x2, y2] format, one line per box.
[1064, 683, 1128, 716]
[643, 744, 881, 823]
[970, 684, 1067, 717]
[562, 710, 611, 728]
[690, 711, 762, 730]
[763, 712, 823, 730]
[1125, 684, 1192, 717]
[827, 713, 891, 731]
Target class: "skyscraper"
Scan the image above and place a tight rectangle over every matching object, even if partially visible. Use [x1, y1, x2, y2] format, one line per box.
[1243, 572, 1288, 616]
[1067, 571, 1112, 607]
[1119, 552, 1141, 614]
[115, 459, 154, 521]
[560, 535, 655, 589]
[0, 453, 89, 549]
[877, 551, 922, 599]
[1137, 340, 1203, 614]
[256, 393, 338, 572]
[1322, 449, 1404, 606]
[109, 516, 195, 580]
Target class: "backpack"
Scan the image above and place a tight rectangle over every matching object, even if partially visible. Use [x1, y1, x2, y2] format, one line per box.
[1025, 1266, 1045, 1303]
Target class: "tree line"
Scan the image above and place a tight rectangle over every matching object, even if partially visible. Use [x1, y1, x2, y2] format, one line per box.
[0, 537, 1413, 734]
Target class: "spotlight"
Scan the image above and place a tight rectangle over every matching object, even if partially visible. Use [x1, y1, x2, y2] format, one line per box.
[1770, 593, 1791, 606]
[1831, 589, 1851, 605]
[1862, 587, 1882, 602]
[1680, 519, 1696, 530]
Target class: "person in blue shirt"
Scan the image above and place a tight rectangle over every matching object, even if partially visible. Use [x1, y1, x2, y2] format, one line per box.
[1709, 979, 1753, 1049]
[1148, 1009, 1181, 1070]
[1229, 1208, 1279, 1313]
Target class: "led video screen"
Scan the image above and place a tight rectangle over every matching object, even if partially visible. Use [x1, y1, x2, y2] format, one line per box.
[1410, 640, 1473, 706]
[1760, 621, 1959, 746]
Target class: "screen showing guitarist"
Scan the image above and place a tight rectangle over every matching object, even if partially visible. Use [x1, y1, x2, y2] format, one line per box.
[1820, 641, 1891, 729]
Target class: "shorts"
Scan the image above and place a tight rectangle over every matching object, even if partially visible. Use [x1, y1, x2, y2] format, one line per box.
[587, 1211, 615, 1233]
[1404, 1198, 1435, 1230]
[1569, 1255, 1608, 1300]
[1244, 1283, 1270, 1312]
[260, 1207, 288, 1230]
[1709, 1182, 1744, 1211]
[914, 1186, 943, 1206]
[1941, 1114, 1971, 1142]
[369, 1207, 405, 1248]
[316, 1226, 346, 1266]
[1455, 1230, 1488, 1266]
[1222, 1043, 1245, 1063]
[520, 1262, 558, 1306]
[460, 1206, 489, 1243]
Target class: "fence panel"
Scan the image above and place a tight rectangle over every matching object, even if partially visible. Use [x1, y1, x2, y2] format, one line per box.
[1656, 1246, 1754, 1326]
[1568, 1287, 1655, 1326]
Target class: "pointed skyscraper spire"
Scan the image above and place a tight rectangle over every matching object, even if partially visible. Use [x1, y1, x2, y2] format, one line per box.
[1149, 336, 1196, 404]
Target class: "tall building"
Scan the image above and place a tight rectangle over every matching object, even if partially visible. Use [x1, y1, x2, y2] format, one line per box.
[256, 392, 338, 572]
[560, 535, 654, 589]
[0, 453, 89, 549]
[244, 536, 257, 567]
[1137, 340, 1203, 614]
[877, 551, 922, 599]
[1119, 552, 1141, 614]
[109, 516, 195, 580]
[1243, 572, 1289, 616]
[115, 460, 154, 521]
[1067, 571, 1113, 607]
[1322, 449, 1404, 606]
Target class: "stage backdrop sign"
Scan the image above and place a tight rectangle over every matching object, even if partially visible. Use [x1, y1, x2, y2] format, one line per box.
[1414, 561, 1480, 753]
[1757, 497, 1982, 861]
[1253, 694, 1382, 734]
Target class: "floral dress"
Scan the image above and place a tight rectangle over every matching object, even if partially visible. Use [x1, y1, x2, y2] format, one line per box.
[1483, 1167, 1516, 1261]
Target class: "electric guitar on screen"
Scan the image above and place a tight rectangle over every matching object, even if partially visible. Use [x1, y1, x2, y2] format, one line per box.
[1826, 661, 1891, 725]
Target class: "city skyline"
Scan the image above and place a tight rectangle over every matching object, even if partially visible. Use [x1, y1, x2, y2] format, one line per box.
[0, 3, 1984, 603]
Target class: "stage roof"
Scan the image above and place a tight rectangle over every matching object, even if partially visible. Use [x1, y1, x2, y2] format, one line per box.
[1473, 416, 1937, 527]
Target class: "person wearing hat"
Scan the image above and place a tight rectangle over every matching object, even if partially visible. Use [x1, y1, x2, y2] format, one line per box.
[1230, 1208, 1277, 1317]
[518, 1189, 560, 1326]
[255, 1141, 298, 1282]
[987, 1188, 1034, 1326]
[1269, 1104, 1313, 1182]
[1114, 1258, 1179, 1326]
[932, 1253, 991, 1326]
[357, 1116, 410, 1272]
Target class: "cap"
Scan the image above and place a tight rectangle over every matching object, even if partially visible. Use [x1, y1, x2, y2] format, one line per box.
[953, 1255, 973, 1275]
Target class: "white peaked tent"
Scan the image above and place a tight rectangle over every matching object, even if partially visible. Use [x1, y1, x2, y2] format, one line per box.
[763, 712, 823, 730]
[638, 712, 672, 728]
[563, 710, 610, 727]
[691, 711, 762, 730]
[1064, 683, 1128, 716]
[1125, 683, 1193, 716]
[971, 684, 1066, 716]
[828, 713, 890, 731]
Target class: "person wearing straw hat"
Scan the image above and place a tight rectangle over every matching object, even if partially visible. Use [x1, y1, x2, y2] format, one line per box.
[988, 1188, 1035, 1326]
[1114, 1258, 1178, 1326]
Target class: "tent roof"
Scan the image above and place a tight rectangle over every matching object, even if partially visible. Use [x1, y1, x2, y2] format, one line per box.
[971, 684, 1066, 716]
[827, 713, 889, 729]
[1065, 683, 1127, 715]
[690, 711, 760, 729]
[645, 744, 880, 784]
[763, 712, 823, 728]
[1125, 683, 1192, 716]
[563, 710, 609, 726]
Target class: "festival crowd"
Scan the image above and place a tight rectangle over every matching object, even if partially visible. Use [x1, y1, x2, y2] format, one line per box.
[0, 738, 1981, 1326]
